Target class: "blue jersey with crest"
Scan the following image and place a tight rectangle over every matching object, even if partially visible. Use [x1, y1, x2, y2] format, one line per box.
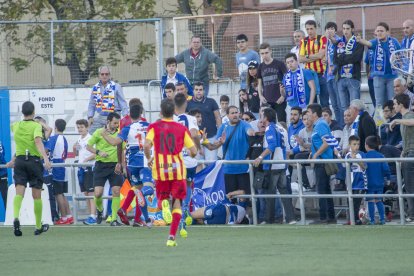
[118, 120, 149, 167]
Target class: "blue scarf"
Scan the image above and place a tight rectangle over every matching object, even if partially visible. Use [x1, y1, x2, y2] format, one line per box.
[284, 68, 306, 108]
[337, 35, 358, 78]
[351, 111, 363, 136]
[373, 37, 397, 75]
[401, 34, 414, 49]
[326, 35, 340, 78]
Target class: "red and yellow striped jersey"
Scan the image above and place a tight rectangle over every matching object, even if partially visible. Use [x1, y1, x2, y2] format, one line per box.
[146, 119, 195, 181]
[299, 35, 327, 74]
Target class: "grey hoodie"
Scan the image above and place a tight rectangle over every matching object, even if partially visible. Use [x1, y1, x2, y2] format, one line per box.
[175, 46, 223, 85]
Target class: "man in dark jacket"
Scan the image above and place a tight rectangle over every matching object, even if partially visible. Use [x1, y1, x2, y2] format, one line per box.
[348, 99, 377, 152]
[175, 35, 223, 96]
[332, 20, 364, 121]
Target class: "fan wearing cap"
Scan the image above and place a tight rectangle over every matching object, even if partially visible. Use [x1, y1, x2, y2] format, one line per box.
[235, 34, 261, 90]
[246, 60, 261, 118]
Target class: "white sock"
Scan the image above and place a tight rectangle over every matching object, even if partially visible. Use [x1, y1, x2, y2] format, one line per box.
[90, 214, 96, 219]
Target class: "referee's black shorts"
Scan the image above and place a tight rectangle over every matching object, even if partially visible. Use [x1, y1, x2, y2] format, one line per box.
[13, 156, 44, 189]
[93, 161, 123, 188]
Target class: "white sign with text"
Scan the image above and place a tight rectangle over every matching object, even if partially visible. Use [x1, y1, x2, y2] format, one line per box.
[30, 90, 64, 115]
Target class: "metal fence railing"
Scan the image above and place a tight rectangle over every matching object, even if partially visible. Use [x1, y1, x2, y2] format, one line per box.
[2, 157, 414, 226]
[172, 10, 301, 81]
[0, 19, 163, 88]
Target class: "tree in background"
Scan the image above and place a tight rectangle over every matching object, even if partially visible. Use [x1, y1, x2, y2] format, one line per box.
[176, 0, 232, 57]
[0, 0, 156, 85]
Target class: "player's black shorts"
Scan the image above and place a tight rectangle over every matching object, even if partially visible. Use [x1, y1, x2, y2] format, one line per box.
[13, 156, 44, 189]
[78, 167, 94, 193]
[93, 161, 123, 187]
[224, 173, 251, 194]
[52, 180, 68, 195]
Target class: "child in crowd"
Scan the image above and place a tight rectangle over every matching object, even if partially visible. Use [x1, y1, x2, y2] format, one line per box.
[161, 57, 193, 98]
[219, 95, 230, 124]
[73, 119, 96, 225]
[46, 119, 72, 225]
[344, 135, 367, 225]
[164, 83, 176, 100]
[365, 135, 390, 225]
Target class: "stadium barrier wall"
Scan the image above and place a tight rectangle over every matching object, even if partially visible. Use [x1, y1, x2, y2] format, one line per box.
[2, 157, 413, 226]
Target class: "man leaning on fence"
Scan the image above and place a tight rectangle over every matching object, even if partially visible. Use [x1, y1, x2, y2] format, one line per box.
[254, 108, 296, 224]
[390, 93, 414, 223]
[175, 35, 223, 96]
[307, 103, 336, 225]
[87, 65, 128, 134]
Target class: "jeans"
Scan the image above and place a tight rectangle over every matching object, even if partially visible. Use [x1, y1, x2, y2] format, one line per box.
[318, 75, 330, 108]
[263, 169, 295, 223]
[338, 78, 361, 119]
[373, 77, 395, 107]
[403, 151, 414, 218]
[314, 164, 335, 220]
[204, 82, 210, 97]
[269, 101, 287, 123]
[327, 79, 343, 127]
[368, 78, 376, 108]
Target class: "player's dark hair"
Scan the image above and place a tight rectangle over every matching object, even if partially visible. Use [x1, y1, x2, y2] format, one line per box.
[174, 93, 187, 108]
[259, 42, 271, 50]
[302, 110, 309, 117]
[226, 105, 239, 115]
[325, 22, 337, 31]
[263, 108, 276, 123]
[307, 103, 322, 117]
[394, 93, 410, 109]
[55, 119, 66, 132]
[76, 119, 88, 128]
[291, 106, 302, 115]
[377, 22, 390, 31]
[343, 19, 355, 29]
[305, 20, 317, 28]
[165, 82, 176, 92]
[348, 135, 360, 143]
[285, 52, 298, 62]
[322, 107, 333, 117]
[160, 98, 175, 118]
[188, 108, 201, 117]
[166, 57, 177, 67]
[220, 95, 230, 103]
[129, 98, 143, 108]
[365, 135, 381, 151]
[22, 101, 35, 116]
[242, 111, 256, 121]
[107, 112, 121, 122]
[236, 34, 248, 41]
[129, 104, 143, 120]
[383, 100, 394, 111]
[194, 81, 204, 89]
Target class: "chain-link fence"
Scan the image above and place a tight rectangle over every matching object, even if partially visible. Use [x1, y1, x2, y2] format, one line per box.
[0, 19, 163, 88]
[320, 1, 414, 42]
[172, 10, 301, 81]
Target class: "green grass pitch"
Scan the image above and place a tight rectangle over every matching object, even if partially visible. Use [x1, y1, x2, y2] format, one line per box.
[1, 225, 414, 276]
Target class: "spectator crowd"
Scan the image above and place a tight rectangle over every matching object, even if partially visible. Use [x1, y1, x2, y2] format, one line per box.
[2, 18, 414, 228]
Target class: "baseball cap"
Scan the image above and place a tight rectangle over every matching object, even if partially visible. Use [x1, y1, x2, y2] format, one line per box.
[248, 60, 259, 69]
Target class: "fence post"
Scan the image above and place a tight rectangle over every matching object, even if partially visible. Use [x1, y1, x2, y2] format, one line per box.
[249, 164, 258, 225]
[396, 161, 405, 225]
[258, 13, 263, 44]
[50, 21, 54, 87]
[71, 166, 78, 224]
[155, 19, 163, 80]
[297, 162, 306, 225]
[345, 162, 355, 225]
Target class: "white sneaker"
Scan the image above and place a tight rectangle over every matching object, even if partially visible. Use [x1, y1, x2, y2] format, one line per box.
[288, 220, 297, 225]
